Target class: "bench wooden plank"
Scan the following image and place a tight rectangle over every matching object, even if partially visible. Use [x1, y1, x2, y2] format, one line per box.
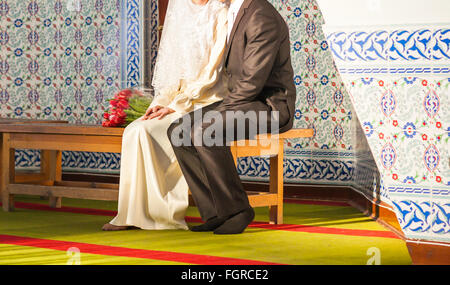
[269, 140, 284, 224]
[54, 180, 120, 190]
[247, 192, 278, 207]
[1, 133, 15, 211]
[9, 133, 123, 153]
[256, 128, 314, 139]
[0, 122, 312, 139]
[0, 118, 68, 124]
[0, 123, 124, 136]
[8, 184, 119, 201]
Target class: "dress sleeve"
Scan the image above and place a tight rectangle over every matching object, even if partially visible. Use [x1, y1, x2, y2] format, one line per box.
[149, 84, 178, 108]
[166, 8, 228, 115]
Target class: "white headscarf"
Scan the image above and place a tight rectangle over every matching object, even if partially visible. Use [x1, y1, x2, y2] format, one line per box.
[151, 0, 227, 98]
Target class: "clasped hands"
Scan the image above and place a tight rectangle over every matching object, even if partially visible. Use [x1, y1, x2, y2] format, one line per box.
[141, 105, 175, 121]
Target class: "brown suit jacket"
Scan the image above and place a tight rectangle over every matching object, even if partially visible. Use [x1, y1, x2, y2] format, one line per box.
[219, 0, 296, 133]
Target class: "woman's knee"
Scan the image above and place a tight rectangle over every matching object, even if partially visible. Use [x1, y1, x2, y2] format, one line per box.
[124, 119, 151, 137]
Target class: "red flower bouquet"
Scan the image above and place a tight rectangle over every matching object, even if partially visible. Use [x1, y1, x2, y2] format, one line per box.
[102, 89, 152, 127]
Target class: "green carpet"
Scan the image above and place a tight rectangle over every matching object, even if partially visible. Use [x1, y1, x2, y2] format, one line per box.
[0, 195, 412, 265]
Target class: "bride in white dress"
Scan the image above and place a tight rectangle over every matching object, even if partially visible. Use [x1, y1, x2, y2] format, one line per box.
[102, 0, 229, 231]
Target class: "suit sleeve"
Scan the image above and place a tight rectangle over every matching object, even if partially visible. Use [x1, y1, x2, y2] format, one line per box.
[221, 9, 282, 109]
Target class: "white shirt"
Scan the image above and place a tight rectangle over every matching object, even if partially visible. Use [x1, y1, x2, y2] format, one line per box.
[227, 0, 245, 41]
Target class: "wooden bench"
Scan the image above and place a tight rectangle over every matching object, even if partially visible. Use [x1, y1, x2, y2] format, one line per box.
[0, 119, 69, 207]
[0, 120, 313, 224]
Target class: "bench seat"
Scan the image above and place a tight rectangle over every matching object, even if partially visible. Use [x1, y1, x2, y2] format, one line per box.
[0, 119, 313, 224]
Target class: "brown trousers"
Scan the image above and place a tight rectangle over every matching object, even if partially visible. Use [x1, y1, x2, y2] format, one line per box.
[168, 100, 284, 221]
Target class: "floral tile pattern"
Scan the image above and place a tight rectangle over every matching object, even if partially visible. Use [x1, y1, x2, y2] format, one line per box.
[238, 0, 357, 185]
[0, 0, 121, 124]
[1, 0, 128, 173]
[326, 22, 450, 242]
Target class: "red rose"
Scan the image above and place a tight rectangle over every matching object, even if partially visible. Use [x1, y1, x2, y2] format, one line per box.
[117, 98, 129, 109]
[117, 89, 132, 99]
[115, 108, 127, 118]
[110, 99, 118, 108]
[109, 114, 123, 126]
[102, 120, 111, 127]
[103, 112, 109, 120]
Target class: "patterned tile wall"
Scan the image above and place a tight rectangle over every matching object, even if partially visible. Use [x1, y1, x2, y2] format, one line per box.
[1, 0, 137, 173]
[1, 0, 121, 123]
[238, 0, 357, 186]
[326, 24, 450, 242]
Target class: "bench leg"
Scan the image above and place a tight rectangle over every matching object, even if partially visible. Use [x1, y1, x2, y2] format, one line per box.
[1, 133, 15, 211]
[269, 141, 284, 225]
[42, 150, 62, 208]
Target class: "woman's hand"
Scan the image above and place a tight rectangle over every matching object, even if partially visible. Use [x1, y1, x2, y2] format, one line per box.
[142, 105, 175, 120]
[142, 105, 163, 120]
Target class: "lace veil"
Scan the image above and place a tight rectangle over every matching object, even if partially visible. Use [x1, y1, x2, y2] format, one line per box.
[151, 0, 227, 98]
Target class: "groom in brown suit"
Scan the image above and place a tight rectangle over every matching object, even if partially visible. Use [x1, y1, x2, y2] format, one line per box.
[168, 0, 296, 234]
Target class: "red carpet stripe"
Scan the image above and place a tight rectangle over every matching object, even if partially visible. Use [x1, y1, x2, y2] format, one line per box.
[184, 217, 399, 239]
[0, 234, 281, 265]
[3, 202, 399, 239]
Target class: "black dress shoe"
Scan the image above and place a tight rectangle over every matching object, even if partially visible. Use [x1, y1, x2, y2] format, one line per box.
[190, 216, 227, 232]
[213, 208, 255, 235]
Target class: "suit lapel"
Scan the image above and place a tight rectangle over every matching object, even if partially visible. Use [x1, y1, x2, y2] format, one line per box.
[224, 0, 254, 63]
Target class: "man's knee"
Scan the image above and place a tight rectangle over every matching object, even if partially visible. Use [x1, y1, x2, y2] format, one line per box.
[167, 119, 181, 146]
[168, 115, 194, 147]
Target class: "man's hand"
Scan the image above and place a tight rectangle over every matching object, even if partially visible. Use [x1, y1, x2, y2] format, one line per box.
[142, 105, 175, 120]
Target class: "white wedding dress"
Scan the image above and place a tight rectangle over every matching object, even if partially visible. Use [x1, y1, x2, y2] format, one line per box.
[108, 0, 229, 230]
